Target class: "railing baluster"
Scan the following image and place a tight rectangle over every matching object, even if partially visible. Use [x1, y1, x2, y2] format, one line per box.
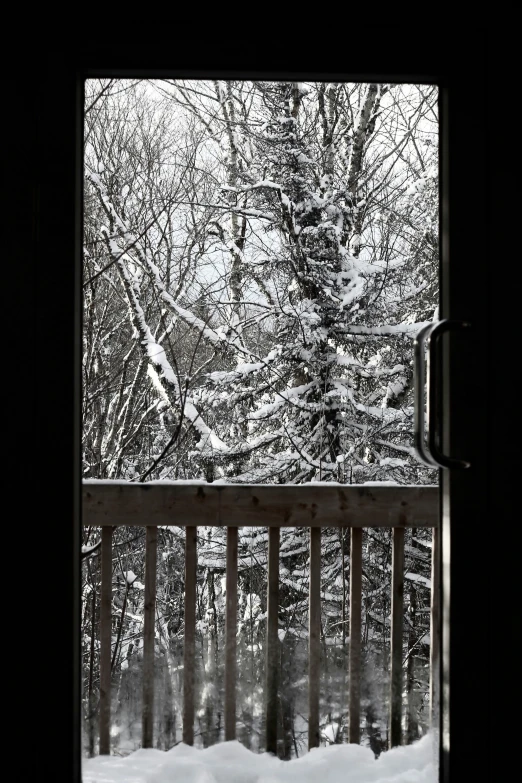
[348, 527, 362, 744]
[142, 526, 157, 748]
[225, 526, 238, 741]
[390, 526, 405, 748]
[430, 525, 440, 728]
[308, 527, 321, 750]
[99, 526, 113, 755]
[266, 526, 280, 755]
[183, 526, 197, 745]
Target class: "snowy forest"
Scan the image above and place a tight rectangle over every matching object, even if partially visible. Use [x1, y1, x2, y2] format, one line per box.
[82, 79, 439, 759]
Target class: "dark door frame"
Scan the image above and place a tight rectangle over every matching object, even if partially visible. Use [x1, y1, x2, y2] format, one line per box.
[14, 29, 508, 782]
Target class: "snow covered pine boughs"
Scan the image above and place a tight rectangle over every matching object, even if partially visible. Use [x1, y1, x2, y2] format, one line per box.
[83, 79, 438, 486]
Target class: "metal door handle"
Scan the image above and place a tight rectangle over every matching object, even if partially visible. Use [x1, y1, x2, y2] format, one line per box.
[414, 319, 471, 469]
[414, 323, 439, 467]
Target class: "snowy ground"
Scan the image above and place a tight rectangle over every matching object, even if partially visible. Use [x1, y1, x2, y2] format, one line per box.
[82, 734, 437, 782]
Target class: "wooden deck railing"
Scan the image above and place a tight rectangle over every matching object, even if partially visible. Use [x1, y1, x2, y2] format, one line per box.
[82, 481, 439, 756]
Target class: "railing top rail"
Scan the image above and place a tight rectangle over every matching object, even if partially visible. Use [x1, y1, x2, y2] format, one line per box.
[82, 481, 438, 528]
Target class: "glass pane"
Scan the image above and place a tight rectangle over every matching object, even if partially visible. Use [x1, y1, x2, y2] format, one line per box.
[82, 78, 439, 780]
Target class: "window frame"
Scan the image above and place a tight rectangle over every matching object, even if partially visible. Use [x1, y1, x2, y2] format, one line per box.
[21, 31, 500, 782]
